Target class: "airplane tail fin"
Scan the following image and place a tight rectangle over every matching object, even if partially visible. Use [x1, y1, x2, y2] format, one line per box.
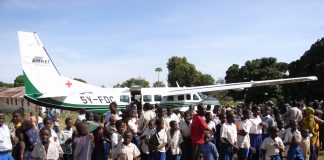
[18, 31, 61, 96]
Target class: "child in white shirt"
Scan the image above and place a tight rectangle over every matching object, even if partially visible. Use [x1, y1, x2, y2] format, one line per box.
[32, 127, 59, 160]
[237, 109, 252, 160]
[261, 126, 284, 160]
[140, 120, 156, 160]
[220, 112, 237, 160]
[300, 128, 310, 160]
[112, 131, 141, 160]
[149, 118, 167, 160]
[179, 111, 191, 160]
[166, 120, 183, 160]
[283, 120, 304, 160]
[59, 118, 74, 160]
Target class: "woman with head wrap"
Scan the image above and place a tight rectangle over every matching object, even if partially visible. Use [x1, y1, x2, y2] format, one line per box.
[300, 107, 324, 160]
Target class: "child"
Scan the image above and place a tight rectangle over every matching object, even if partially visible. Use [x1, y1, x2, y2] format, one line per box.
[205, 112, 216, 138]
[32, 127, 60, 160]
[140, 119, 156, 160]
[166, 120, 183, 160]
[300, 128, 310, 160]
[179, 111, 192, 160]
[220, 112, 238, 160]
[111, 120, 126, 147]
[261, 126, 284, 160]
[29, 112, 37, 129]
[59, 117, 74, 160]
[0, 112, 14, 160]
[198, 131, 219, 160]
[215, 113, 226, 153]
[249, 105, 265, 160]
[276, 120, 286, 140]
[149, 118, 167, 160]
[260, 106, 275, 139]
[37, 112, 44, 129]
[72, 121, 94, 160]
[236, 109, 252, 160]
[112, 131, 141, 160]
[283, 120, 304, 160]
[43, 117, 63, 155]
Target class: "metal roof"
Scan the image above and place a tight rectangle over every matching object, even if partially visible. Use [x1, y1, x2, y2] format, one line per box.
[0, 87, 25, 97]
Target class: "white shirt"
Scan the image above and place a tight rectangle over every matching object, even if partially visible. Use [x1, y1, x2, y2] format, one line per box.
[179, 120, 191, 138]
[38, 116, 43, 124]
[59, 128, 73, 144]
[249, 115, 263, 134]
[128, 118, 139, 133]
[104, 112, 121, 124]
[111, 132, 123, 147]
[78, 114, 86, 121]
[220, 123, 237, 145]
[261, 137, 284, 160]
[165, 113, 180, 124]
[278, 129, 286, 140]
[112, 142, 140, 160]
[141, 110, 156, 129]
[140, 128, 156, 154]
[156, 129, 168, 152]
[50, 128, 63, 154]
[32, 141, 60, 160]
[236, 119, 252, 148]
[212, 114, 221, 125]
[0, 124, 12, 151]
[283, 128, 302, 155]
[207, 121, 216, 132]
[166, 129, 183, 155]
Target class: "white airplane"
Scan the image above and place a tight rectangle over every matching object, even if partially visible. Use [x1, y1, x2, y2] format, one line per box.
[18, 31, 318, 114]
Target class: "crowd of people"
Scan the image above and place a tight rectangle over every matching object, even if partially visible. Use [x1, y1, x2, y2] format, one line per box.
[1, 100, 324, 160]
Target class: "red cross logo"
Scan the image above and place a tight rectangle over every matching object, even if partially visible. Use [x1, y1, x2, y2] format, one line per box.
[65, 81, 72, 88]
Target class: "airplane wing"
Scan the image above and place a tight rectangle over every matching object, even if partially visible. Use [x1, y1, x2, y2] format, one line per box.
[167, 76, 317, 95]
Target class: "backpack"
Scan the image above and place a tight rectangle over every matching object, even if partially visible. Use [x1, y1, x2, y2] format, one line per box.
[24, 127, 40, 150]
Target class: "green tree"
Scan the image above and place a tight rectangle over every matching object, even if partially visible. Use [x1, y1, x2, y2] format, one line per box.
[153, 81, 166, 87]
[114, 78, 150, 88]
[194, 72, 215, 86]
[225, 57, 288, 103]
[167, 56, 214, 87]
[155, 67, 162, 82]
[14, 75, 24, 87]
[284, 38, 324, 101]
[0, 81, 13, 88]
[73, 78, 87, 83]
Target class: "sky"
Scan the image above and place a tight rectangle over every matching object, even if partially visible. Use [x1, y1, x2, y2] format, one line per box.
[0, 0, 324, 87]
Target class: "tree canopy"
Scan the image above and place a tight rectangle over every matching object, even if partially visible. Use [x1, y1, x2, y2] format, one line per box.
[13, 75, 24, 87]
[284, 38, 324, 101]
[225, 57, 288, 103]
[114, 78, 150, 88]
[153, 81, 166, 87]
[0, 81, 13, 88]
[167, 56, 215, 87]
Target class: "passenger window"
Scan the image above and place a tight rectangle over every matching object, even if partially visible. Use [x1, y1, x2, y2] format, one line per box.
[143, 95, 152, 102]
[154, 95, 162, 101]
[186, 94, 191, 100]
[120, 95, 130, 103]
[193, 94, 199, 100]
[167, 96, 174, 101]
[178, 95, 184, 101]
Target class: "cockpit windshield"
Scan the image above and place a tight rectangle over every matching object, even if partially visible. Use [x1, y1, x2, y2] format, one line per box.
[198, 92, 207, 100]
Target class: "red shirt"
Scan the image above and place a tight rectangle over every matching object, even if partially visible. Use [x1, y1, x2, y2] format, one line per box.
[190, 114, 208, 144]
